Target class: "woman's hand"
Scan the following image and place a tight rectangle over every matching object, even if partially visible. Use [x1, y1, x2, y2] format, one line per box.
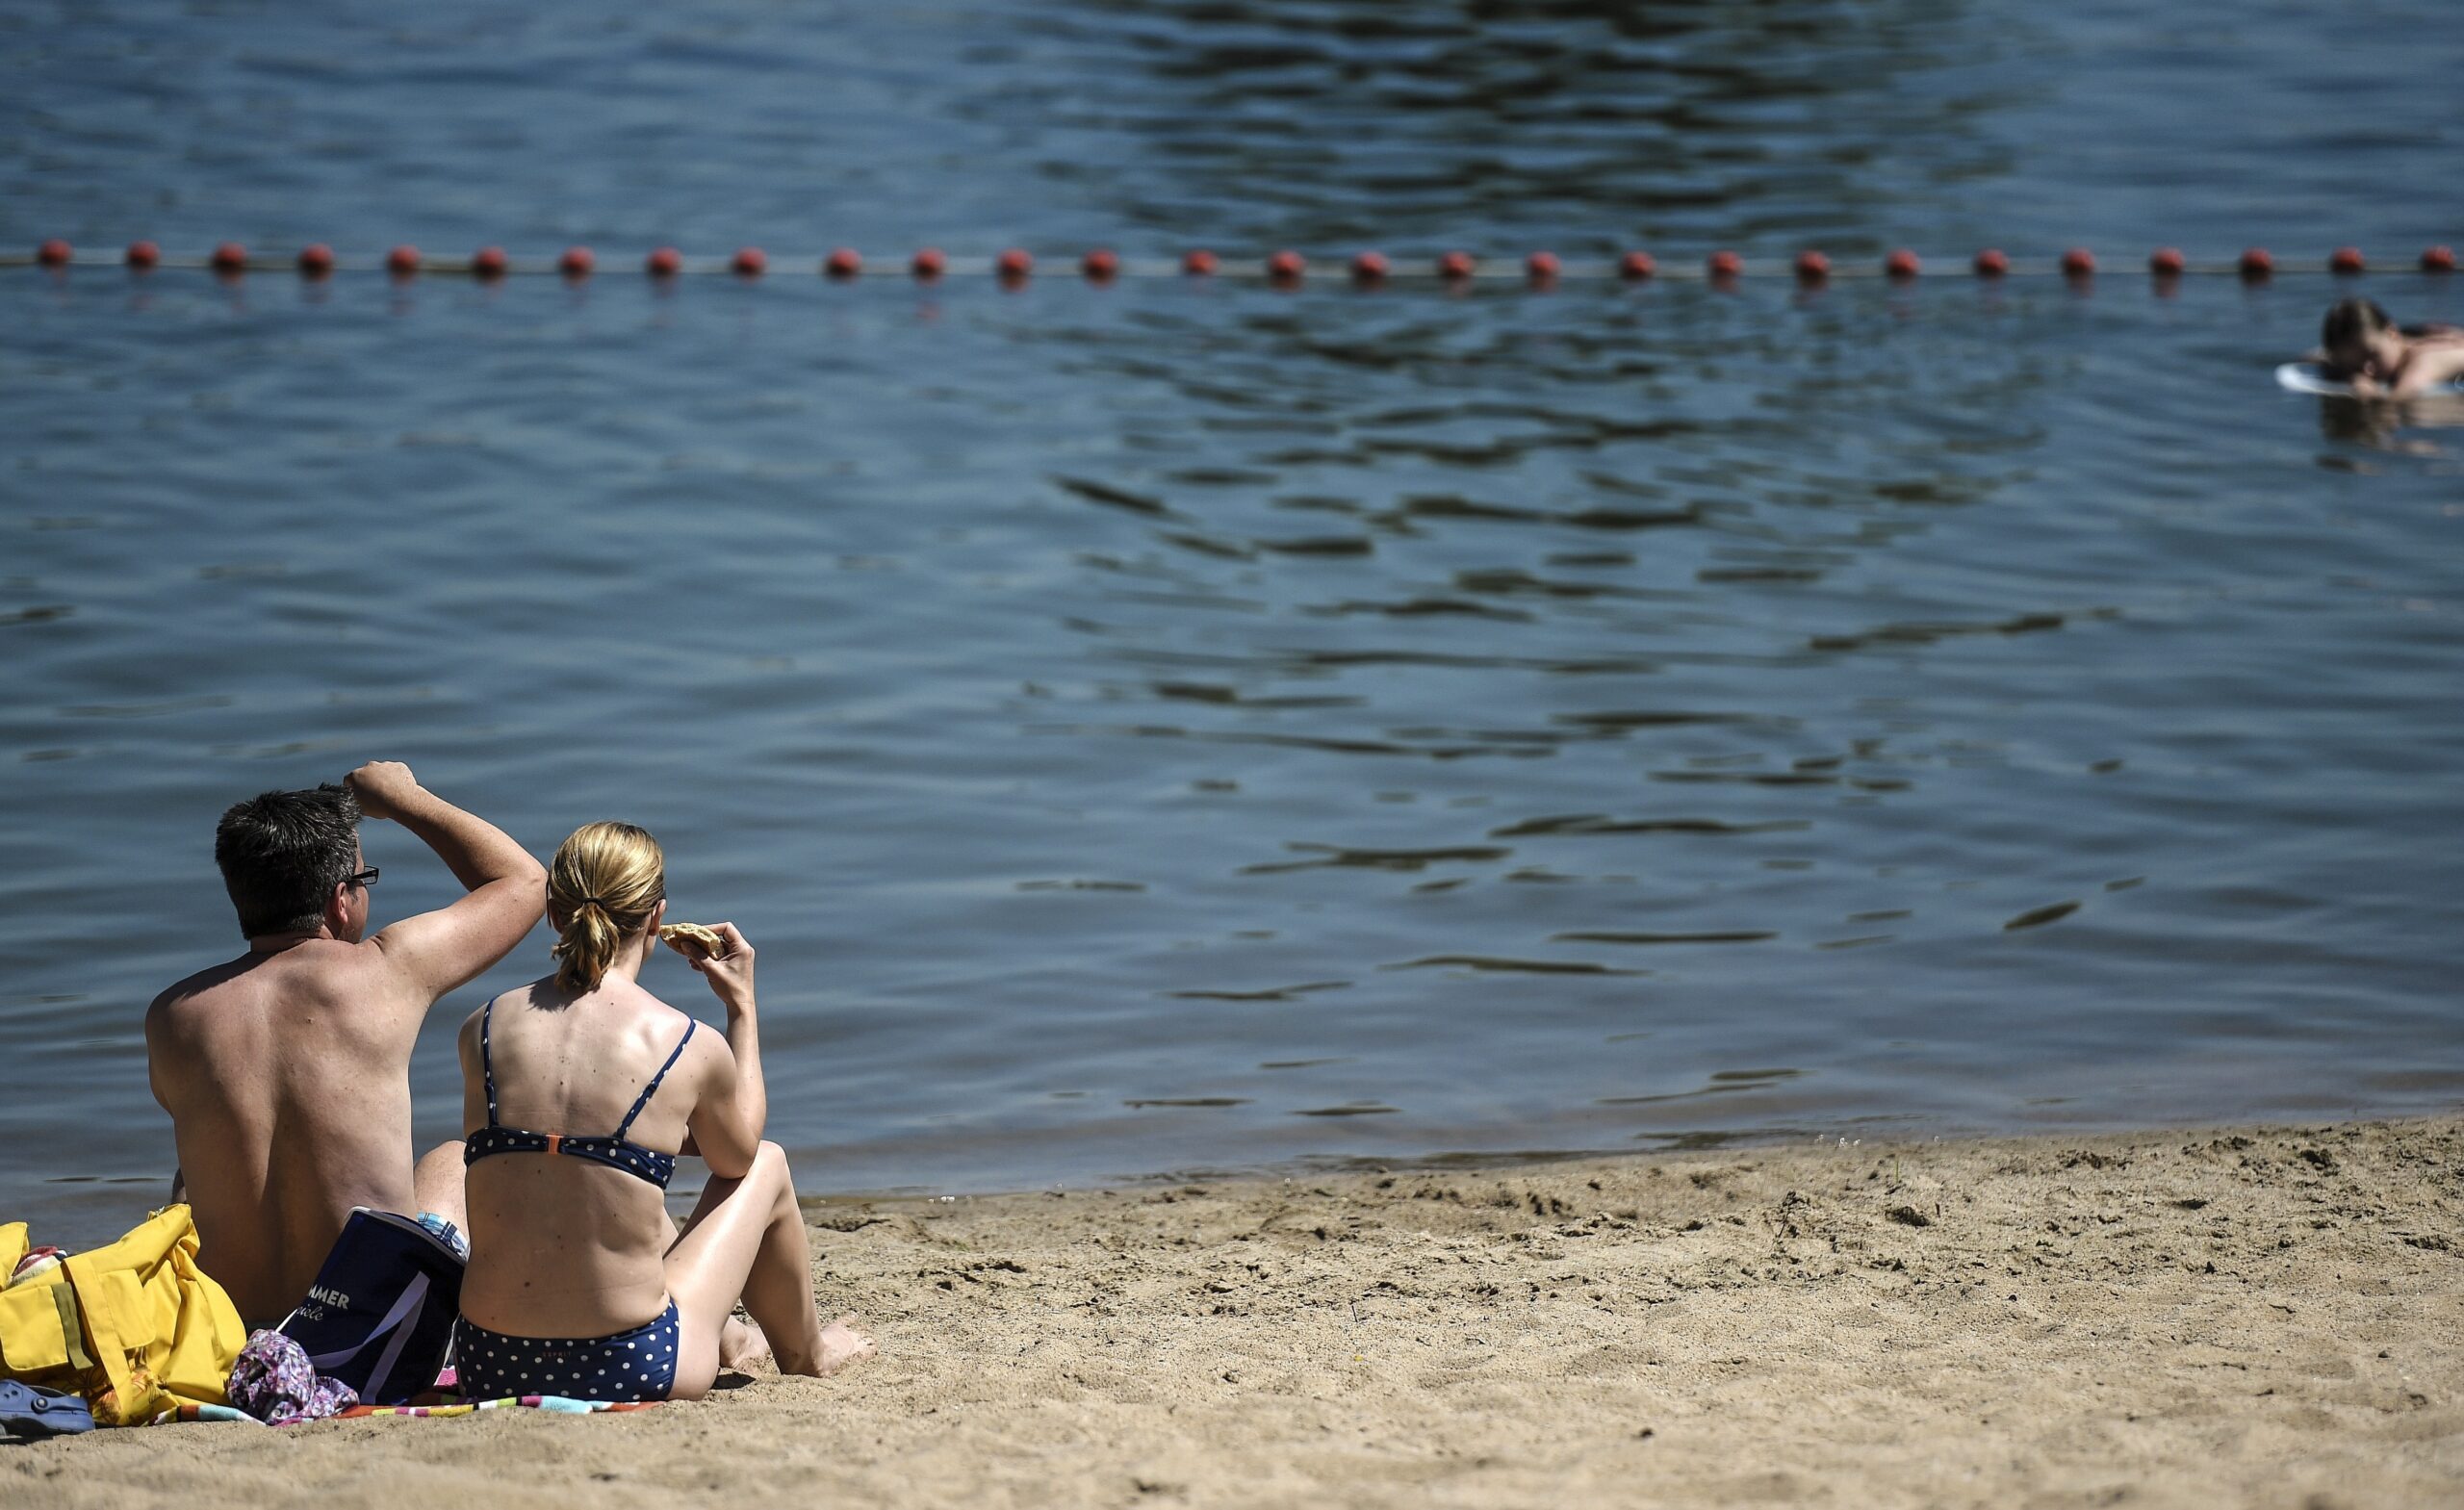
[688, 921, 757, 1012]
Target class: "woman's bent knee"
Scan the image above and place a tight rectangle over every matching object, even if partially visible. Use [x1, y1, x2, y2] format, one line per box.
[755, 1140, 802, 1205]
[412, 1140, 469, 1224]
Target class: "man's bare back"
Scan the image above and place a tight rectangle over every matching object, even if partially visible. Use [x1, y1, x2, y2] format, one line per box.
[145, 762, 544, 1325]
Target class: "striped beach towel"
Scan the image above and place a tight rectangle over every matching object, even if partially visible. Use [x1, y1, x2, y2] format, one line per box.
[156, 1394, 658, 1424]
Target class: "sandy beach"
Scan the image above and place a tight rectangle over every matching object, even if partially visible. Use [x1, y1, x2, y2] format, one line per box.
[13, 1114, 2459, 1508]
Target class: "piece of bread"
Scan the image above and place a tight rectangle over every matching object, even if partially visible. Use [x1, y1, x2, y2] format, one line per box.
[658, 921, 730, 960]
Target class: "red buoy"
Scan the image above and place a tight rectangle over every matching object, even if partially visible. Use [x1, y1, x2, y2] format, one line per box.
[559, 245, 596, 278]
[387, 244, 421, 276]
[1793, 248, 1830, 282]
[125, 240, 160, 269]
[2426, 244, 2458, 272]
[1526, 249, 1560, 282]
[732, 246, 767, 276]
[2147, 246, 2185, 275]
[2329, 245, 2366, 274]
[2238, 246, 2273, 280]
[36, 239, 71, 267]
[1350, 250, 1389, 283]
[1439, 250, 1476, 280]
[2061, 246, 2096, 276]
[825, 247, 861, 279]
[471, 245, 508, 279]
[646, 245, 683, 276]
[1973, 247, 2009, 276]
[211, 242, 249, 272]
[1618, 250, 1656, 281]
[1707, 248, 1743, 278]
[911, 246, 946, 280]
[997, 247, 1033, 280]
[1182, 248, 1218, 276]
[1082, 247, 1119, 281]
[297, 243, 335, 277]
[1267, 249, 1305, 283]
[1886, 248, 1921, 279]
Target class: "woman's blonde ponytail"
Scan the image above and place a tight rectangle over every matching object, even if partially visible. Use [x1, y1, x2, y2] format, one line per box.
[552, 900, 624, 993]
[547, 822, 666, 993]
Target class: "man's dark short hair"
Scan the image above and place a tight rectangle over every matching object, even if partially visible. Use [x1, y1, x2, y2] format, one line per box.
[215, 784, 363, 937]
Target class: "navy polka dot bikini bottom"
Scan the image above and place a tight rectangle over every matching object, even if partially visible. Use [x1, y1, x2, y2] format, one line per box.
[454, 1300, 680, 1402]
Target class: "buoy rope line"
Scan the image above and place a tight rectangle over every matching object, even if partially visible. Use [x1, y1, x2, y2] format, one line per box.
[7, 240, 2457, 284]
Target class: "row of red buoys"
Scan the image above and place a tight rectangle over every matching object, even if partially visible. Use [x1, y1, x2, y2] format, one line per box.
[24, 240, 2464, 281]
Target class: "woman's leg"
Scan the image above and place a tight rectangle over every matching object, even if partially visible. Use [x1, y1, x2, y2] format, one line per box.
[662, 1140, 868, 1399]
[411, 1139, 467, 1233]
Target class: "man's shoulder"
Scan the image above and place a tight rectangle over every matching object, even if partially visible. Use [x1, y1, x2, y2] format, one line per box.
[148, 956, 253, 1026]
[154, 942, 406, 1027]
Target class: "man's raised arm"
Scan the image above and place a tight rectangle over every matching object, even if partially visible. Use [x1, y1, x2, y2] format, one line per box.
[346, 760, 546, 1004]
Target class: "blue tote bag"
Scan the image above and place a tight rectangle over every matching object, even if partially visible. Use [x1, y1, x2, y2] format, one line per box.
[277, 1209, 466, 1405]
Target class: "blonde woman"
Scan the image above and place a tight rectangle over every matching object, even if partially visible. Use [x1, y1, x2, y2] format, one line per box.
[452, 822, 873, 1401]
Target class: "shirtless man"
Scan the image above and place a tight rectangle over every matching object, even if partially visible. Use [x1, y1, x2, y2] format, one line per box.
[2318, 297, 2464, 398]
[146, 761, 545, 1325]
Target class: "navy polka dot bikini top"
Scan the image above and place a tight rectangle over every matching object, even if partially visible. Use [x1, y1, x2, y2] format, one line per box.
[464, 998, 697, 1190]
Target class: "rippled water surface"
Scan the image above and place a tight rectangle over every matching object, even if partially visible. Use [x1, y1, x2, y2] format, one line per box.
[5, 1, 2461, 1241]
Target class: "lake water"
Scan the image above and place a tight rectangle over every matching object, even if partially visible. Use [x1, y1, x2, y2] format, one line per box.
[5, 0, 2461, 1244]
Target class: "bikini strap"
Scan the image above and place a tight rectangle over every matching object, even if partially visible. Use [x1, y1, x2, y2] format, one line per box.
[612, 1020, 697, 1140]
[480, 997, 500, 1127]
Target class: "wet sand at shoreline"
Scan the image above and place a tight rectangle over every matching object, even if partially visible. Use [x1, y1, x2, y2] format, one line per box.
[16, 1114, 2460, 1508]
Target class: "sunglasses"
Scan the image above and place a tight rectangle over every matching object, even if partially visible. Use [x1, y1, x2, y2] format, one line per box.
[347, 867, 380, 888]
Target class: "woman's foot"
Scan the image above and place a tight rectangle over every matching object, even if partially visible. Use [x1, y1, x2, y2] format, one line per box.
[784, 1314, 876, 1377]
[719, 1313, 771, 1370]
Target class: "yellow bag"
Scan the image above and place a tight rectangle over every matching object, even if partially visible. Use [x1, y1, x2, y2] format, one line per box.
[0, 1204, 245, 1425]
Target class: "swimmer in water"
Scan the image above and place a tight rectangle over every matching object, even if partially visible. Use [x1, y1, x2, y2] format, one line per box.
[2316, 297, 2464, 397]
